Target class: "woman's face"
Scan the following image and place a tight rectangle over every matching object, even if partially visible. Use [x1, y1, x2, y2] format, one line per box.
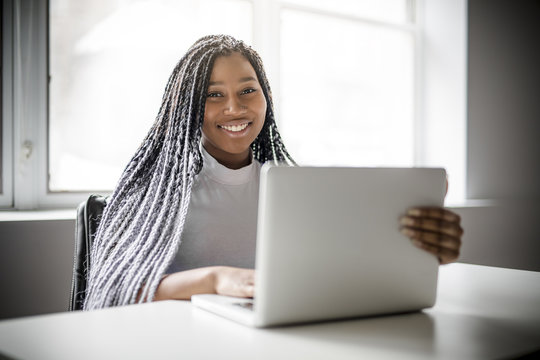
[202, 52, 267, 169]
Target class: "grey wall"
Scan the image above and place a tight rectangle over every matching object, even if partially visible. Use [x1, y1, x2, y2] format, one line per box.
[0, 220, 75, 319]
[457, 0, 540, 271]
[468, 0, 540, 200]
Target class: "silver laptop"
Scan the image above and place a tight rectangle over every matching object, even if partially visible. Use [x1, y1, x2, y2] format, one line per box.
[191, 165, 446, 327]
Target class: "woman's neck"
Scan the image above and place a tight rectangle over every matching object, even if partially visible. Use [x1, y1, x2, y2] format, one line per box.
[201, 142, 252, 170]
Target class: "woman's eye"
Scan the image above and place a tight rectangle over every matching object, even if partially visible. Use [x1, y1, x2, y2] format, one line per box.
[241, 88, 256, 95]
[207, 92, 222, 98]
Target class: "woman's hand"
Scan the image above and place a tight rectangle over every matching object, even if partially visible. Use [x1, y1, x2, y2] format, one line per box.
[154, 266, 254, 301]
[400, 207, 463, 264]
[212, 266, 255, 298]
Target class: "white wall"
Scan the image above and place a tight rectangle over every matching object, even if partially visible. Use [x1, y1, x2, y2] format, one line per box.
[420, 0, 467, 203]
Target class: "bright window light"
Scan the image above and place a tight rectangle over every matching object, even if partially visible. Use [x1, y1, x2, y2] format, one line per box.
[48, 0, 252, 191]
[279, 9, 415, 168]
[284, 0, 409, 24]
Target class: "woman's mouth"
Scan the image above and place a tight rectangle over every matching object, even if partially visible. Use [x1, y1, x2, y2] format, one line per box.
[218, 122, 251, 133]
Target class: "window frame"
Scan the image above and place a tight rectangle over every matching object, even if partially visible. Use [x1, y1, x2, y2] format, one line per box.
[1, 0, 467, 210]
[1, 0, 14, 208]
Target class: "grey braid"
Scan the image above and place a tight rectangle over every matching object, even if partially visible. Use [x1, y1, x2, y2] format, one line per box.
[83, 35, 294, 310]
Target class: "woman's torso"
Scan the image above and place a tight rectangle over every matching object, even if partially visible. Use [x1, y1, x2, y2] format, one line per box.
[166, 145, 261, 273]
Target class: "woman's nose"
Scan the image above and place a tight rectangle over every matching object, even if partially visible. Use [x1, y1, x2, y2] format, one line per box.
[223, 96, 246, 115]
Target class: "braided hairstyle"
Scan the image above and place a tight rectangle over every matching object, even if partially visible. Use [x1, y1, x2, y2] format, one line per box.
[84, 35, 294, 310]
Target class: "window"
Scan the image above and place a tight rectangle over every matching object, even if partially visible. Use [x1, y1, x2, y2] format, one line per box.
[2, 0, 467, 209]
[49, 0, 253, 192]
[279, 4, 415, 168]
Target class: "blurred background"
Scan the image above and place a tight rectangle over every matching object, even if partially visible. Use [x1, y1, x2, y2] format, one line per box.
[0, 0, 539, 319]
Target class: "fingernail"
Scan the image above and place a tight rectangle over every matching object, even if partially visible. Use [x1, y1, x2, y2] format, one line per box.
[400, 228, 414, 237]
[407, 208, 421, 216]
[400, 217, 414, 226]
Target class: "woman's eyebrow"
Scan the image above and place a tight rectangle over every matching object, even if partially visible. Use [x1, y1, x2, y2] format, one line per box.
[239, 76, 257, 83]
[208, 76, 257, 86]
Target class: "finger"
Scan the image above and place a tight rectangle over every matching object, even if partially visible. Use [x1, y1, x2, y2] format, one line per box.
[400, 216, 463, 237]
[400, 228, 461, 250]
[244, 284, 255, 298]
[244, 271, 255, 286]
[240, 271, 255, 297]
[410, 238, 459, 264]
[407, 207, 460, 223]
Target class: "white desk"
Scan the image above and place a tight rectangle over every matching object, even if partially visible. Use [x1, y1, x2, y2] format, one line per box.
[1, 263, 539, 360]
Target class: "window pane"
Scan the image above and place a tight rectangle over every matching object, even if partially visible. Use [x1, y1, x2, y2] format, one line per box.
[283, 0, 410, 24]
[280, 9, 414, 167]
[49, 0, 252, 192]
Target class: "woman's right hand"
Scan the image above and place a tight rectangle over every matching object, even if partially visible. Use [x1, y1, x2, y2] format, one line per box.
[212, 266, 255, 298]
[153, 266, 254, 301]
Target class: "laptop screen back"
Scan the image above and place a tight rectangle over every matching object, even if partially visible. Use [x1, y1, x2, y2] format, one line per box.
[254, 166, 446, 326]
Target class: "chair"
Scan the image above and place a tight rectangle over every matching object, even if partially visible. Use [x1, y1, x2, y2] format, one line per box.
[69, 195, 108, 311]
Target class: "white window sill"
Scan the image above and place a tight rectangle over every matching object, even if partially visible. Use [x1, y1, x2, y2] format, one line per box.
[0, 199, 498, 222]
[446, 199, 498, 209]
[0, 209, 76, 222]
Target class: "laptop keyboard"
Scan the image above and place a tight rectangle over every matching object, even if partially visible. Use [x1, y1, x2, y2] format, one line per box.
[233, 301, 254, 311]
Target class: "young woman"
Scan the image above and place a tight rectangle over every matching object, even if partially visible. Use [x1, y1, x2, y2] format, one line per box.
[83, 35, 463, 310]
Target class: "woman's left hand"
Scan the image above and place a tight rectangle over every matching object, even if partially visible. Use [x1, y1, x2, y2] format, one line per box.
[400, 207, 463, 264]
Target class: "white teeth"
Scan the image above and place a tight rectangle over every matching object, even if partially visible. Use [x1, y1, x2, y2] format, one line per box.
[220, 123, 249, 132]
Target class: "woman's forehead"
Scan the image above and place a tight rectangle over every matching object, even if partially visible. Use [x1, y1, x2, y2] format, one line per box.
[209, 52, 257, 83]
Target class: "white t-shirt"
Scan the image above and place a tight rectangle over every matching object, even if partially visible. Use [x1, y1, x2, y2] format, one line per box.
[166, 145, 261, 273]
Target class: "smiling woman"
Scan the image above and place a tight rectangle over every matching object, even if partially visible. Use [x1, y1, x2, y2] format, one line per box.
[202, 53, 267, 169]
[81, 34, 463, 311]
[83, 35, 295, 310]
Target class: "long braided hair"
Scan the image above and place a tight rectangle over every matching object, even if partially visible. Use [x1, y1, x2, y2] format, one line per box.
[84, 35, 294, 310]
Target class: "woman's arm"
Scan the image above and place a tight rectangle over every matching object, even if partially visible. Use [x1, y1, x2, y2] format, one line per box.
[153, 266, 255, 301]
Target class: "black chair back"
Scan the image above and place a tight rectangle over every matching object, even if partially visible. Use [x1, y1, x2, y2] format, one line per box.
[69, 195, 108, 311]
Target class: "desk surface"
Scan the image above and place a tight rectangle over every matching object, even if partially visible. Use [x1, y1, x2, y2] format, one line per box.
[1, 263, 539, 360]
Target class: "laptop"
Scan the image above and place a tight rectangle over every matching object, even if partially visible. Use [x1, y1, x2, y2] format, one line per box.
[191, 165, 446, 327]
